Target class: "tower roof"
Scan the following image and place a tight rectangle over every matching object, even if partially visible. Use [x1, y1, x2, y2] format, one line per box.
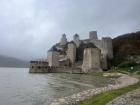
[74, 33, 79, 37]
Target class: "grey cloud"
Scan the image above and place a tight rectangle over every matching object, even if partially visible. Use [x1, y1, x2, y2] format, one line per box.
[0, 0, 140, 60]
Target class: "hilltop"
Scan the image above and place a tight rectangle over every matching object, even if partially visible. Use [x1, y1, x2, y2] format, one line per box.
[113, 31, 140, 63]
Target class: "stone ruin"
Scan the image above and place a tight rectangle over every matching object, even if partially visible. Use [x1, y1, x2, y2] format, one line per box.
[30, 31, 113, 73]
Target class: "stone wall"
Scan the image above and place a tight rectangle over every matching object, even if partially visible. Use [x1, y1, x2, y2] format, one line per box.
[102, 37, 113, 59]
[29, 61, 49, 73]
[82, 48, 102, 73]
[67, 43, 76, 65]
[101, 54, 108, 70]
[47, 51, 59, 67]
[47, 31, 113, 72]
[89, 34, 113, 61]
[89, 37, 113, 70]
[90, 39, 102, 51]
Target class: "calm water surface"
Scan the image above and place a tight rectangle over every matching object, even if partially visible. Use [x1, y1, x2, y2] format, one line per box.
[0, 68, 112, 105]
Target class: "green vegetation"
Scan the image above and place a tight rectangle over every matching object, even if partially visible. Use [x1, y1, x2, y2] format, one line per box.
[77, 80, 140, 105]
[117, 66, 140, 75]
[76, 31, 140, 105]
[113, 31, 140, 61]
[117, 61, 138, 68]
[77, 65, 140, 105]
[114, 61, 140, 75]
[75, 35, 140, 105]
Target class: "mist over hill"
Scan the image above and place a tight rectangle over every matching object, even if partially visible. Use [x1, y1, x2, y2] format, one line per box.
[0, 55, 29, 68]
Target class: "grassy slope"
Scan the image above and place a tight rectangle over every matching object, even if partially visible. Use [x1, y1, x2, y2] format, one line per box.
[77, 81, 140, 105]
[77, 70, 140, 105]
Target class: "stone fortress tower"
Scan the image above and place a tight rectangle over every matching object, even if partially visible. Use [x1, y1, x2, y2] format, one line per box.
[102, 37, 113, 59]
[47, 51, 59, 67]
[89, 31, 98, 40]
[73, 34, 81, 48]
[67, 42, 76, 65]
[82, 47, 102, 73]
[33, 31, 114, 73]
[60, 34, 67, 46]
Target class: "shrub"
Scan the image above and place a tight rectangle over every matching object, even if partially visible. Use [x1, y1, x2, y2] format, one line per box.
[118, 61, 137, 68]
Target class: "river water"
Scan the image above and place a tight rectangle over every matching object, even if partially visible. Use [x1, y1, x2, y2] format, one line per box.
[0, 68, 113, 105]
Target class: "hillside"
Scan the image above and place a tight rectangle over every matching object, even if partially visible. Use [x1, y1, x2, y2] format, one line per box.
[113, 31, 140, 63]
[0, 55, 29, 68]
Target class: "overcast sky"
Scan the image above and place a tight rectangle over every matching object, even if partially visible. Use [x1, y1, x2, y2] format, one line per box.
[0, 0, 140, 60]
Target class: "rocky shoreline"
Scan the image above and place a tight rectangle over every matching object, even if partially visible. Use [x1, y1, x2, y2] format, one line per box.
[42, 73, 139, 105]
[107, 88, 140, 105]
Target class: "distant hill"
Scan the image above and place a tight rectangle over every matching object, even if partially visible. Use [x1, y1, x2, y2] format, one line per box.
[113, 31, 140, 62]
[0, 55, 29, 68]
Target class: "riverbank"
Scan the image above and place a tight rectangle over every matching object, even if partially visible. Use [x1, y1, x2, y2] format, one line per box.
[46, 73, 139, 105]
[105, 73, 140, 105]
[106, 88, 140, 105]
[77, 70, 140, 105]
[77, 77, 140, 105]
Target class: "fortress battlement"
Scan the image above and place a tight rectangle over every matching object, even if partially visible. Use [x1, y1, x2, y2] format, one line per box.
[30, 31, 113, 73]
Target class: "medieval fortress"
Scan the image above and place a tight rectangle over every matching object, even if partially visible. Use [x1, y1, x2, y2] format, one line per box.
[30, 31, 113, 73]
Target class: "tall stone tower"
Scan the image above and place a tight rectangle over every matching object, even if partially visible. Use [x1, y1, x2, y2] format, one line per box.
[60, 34, 67, 45]
[89, 31, 98, 40]
[47, 51, 59, 67]
[73, 34, 81, 48]
[82, 48, 102, 73]
[102, 37, 113, 59]
[67, 42, 76, 65]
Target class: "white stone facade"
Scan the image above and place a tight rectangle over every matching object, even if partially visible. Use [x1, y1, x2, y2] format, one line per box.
[82, 48, 102, 73]
[67, 43, 76, 65]
[101, 37, 113, 59]
[47, 51, 59, 67]
[46, 30, 113, 72]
